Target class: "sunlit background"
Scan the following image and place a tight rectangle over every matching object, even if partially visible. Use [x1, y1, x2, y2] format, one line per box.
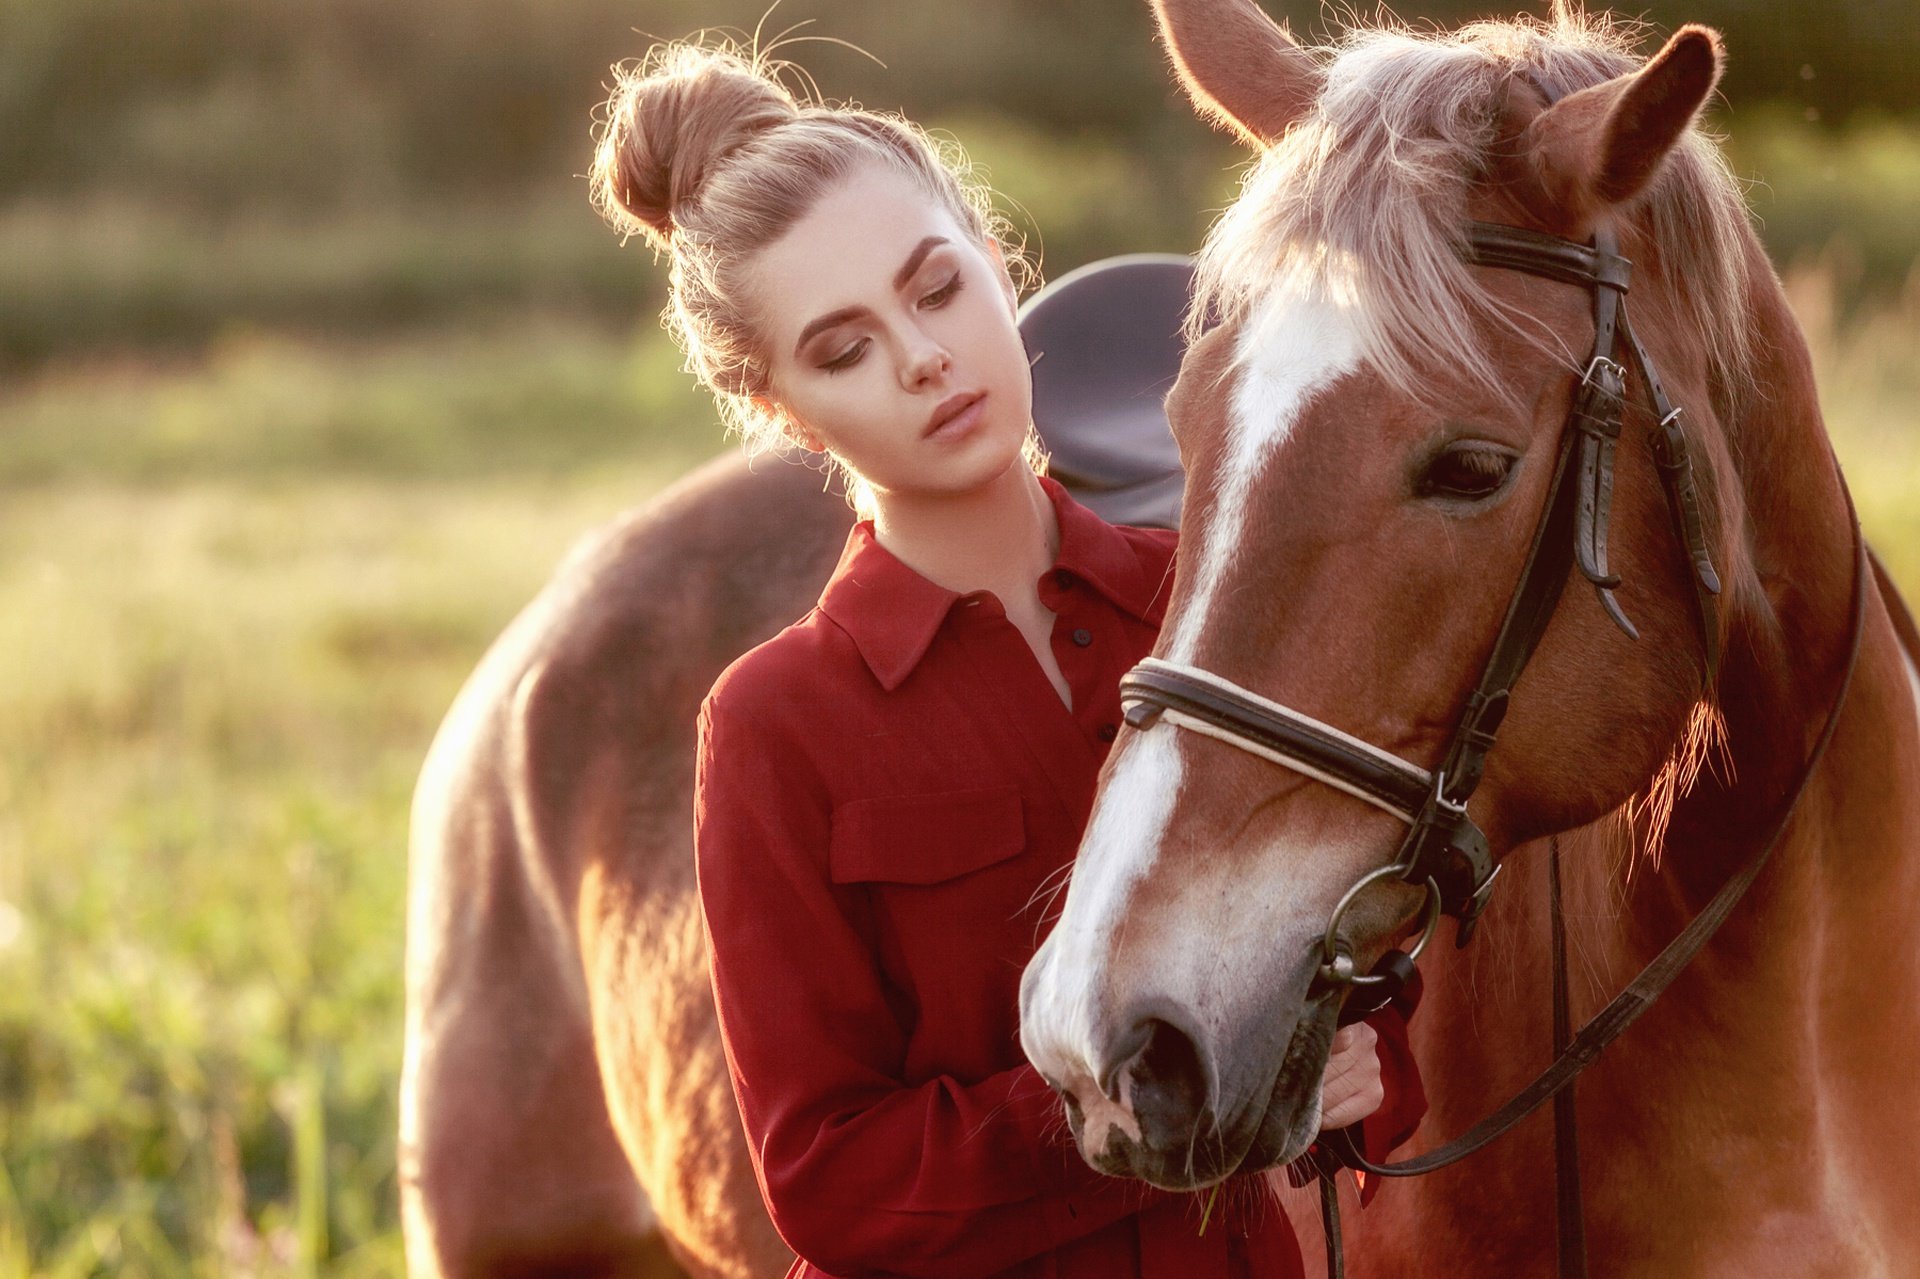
[1, 0, 1916, 1273]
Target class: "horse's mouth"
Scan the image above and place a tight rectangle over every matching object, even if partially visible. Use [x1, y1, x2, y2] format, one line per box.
[1070, 993, 1341, 1190]
[1241, 994, 1341, 1171]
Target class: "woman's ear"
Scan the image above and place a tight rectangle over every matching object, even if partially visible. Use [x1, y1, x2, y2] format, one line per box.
[754, 395, 826, 453]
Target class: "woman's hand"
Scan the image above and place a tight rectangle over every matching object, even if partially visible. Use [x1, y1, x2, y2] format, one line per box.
[1318, 1021, 1385, 1131]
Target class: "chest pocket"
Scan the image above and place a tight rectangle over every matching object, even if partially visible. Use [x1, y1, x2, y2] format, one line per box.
[828, 786, 1026, 885]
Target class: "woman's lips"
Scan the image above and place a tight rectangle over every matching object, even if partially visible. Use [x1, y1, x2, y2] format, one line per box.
[924, 391, 986, 440]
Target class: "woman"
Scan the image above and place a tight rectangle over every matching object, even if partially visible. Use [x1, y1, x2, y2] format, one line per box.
[590, 42, 1424, 1279]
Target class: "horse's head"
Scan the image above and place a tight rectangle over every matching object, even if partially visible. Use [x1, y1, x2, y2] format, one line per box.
[1021, 4, 1765, 1188]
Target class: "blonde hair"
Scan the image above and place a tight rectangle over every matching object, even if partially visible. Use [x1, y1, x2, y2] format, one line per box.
[589, 41, 1039, 504]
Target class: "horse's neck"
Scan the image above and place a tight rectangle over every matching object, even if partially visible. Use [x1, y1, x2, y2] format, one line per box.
[1599, 250, 1909, 970]
[1557, 251, 1920, 1141]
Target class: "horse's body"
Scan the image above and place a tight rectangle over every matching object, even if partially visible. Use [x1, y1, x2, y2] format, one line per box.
[400, 454, 848, 1278]
[1020, 4, 1920, 1276]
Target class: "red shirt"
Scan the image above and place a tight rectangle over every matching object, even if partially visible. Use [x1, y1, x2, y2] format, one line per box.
[694, 475, 1424, 1279]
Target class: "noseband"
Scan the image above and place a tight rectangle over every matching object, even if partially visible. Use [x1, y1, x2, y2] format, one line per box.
[1119, 217, 1724, 1013]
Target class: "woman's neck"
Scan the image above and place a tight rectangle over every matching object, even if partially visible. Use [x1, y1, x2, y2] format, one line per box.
[871, 464, 1059, 612]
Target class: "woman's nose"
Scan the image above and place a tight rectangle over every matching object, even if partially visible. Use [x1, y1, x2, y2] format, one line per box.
[899, 334, 953, 390]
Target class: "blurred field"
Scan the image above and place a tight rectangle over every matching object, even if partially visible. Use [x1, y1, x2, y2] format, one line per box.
[2, 0, 1918, 1272]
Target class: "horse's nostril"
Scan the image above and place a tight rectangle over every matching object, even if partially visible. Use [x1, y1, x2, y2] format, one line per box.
[1134, 1017, 1208, 1109]
[1091, 1020, 1154, 1101]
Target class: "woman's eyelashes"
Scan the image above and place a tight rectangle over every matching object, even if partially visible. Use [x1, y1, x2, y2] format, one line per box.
[920, 272, 963, 309]
[822, 339, 868, 373]
[816, 272, 965, 375]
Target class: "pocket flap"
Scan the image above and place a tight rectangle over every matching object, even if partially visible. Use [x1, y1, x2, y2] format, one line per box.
[829, 786, 1027, 885]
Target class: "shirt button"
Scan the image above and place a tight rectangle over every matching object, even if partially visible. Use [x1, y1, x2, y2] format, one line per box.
[1053, 570, 1073, 590]
[1097, 722, 1118, 743]
[1071, 628, 1093, 647]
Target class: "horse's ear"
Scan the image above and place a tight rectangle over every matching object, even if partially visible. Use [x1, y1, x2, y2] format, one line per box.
[1527, 25, 1724, 225]
[1150, 0, 1321, 147]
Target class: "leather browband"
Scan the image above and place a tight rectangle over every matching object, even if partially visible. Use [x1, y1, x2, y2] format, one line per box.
[1460, 222, 1635, 291]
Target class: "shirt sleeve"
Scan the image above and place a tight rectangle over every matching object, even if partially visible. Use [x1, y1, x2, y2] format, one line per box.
[694, 692, 1163, 1279]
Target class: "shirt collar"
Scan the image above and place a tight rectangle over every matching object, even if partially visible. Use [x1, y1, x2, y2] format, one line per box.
[818, 474, 1175, 691]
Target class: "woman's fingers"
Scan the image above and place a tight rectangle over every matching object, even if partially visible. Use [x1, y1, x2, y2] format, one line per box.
[1318, 1022, 1385, 1131]
[1321, 1022, 1375, 1083]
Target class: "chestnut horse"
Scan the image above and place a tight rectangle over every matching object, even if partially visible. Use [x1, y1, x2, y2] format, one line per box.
[1020, 4, 1920, 1277]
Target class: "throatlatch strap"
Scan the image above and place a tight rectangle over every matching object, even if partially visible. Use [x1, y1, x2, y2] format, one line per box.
[1622, 309, 1724, 685]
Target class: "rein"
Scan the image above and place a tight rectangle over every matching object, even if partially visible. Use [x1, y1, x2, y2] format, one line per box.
[1118, 212, 1870, 1276]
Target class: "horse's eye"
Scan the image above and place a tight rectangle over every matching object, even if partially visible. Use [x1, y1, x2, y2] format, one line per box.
[1416, 442, 1517, 503]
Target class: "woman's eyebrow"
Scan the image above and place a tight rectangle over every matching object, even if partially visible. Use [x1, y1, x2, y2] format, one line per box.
[891, 235, 949, 290]
[794, 306, 864, 356]
[792, 236, 953, 356]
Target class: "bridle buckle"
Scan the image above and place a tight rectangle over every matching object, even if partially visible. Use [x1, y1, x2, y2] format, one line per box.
[1581, 355, 1625, 390]
[1401, 771, 1500, 947]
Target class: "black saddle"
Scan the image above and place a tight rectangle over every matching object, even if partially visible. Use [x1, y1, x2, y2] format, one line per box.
[1018, 254, 1193, 531]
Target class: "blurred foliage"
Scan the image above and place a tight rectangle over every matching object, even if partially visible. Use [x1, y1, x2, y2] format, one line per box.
[1, 0, 1917, 362]
[1730, 104, 1920, 307]
[3, 0, 1915, 206]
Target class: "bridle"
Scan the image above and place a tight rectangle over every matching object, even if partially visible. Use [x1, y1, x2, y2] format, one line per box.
[1122, 215, 1726, 1010]
[1114, 211, 1868, 1274]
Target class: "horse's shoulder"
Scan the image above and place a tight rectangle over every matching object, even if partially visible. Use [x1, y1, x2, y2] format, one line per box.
[418, 453, 852, 818]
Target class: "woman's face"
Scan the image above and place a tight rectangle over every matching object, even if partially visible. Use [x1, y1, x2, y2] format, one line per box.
[746, 162, 1034, 503]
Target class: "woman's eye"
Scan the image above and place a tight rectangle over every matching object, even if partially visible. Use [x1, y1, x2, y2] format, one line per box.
[1415, 442, 1517, 503]
[920, 273, 964, 308]
[821, 339, 868, 373]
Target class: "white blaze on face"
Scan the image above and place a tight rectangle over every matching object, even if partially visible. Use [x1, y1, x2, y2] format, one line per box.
[1023, 277, 1366, 1089]
[1165, 284, 1366, 664]
[1022, 726, 1185, 1080]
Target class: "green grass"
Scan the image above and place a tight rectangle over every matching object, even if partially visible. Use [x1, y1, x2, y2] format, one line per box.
[0, 317, 727, 1274]
[0, 475, 667, 1278]
[0, 276, 1915, 1275]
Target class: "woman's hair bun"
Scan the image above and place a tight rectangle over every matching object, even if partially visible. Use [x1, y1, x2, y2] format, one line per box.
[593, 44, 800, 247]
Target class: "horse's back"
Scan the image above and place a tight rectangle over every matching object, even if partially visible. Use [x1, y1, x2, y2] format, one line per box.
[401, 453, 851, 1278]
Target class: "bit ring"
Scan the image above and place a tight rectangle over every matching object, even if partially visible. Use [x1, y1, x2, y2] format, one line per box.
[1318, 865, 1442, 988]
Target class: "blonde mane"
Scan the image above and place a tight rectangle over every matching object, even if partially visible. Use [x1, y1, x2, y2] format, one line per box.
[1191, 6, 1758, 408]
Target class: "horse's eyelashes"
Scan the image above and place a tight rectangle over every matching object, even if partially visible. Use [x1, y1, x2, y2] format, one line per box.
[1415, 442, 1517, 503]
